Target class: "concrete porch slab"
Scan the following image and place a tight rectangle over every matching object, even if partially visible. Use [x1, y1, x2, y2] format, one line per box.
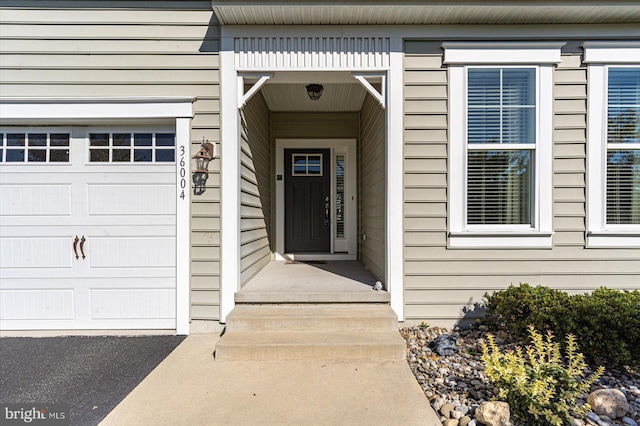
[237, 260, 390, 303]
[101, 333, 441, 426]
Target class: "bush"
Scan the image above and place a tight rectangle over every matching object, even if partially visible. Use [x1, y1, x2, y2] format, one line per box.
[571, 288, 640, 368]
[484, 284, 640, 369]
[482, 325, 604, 426]
[484, 283, 574, 340]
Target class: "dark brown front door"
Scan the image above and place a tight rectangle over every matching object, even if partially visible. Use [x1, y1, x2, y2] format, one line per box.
[285, 149, 331, 252]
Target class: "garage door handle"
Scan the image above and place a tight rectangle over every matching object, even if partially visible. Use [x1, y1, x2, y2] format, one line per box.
[73, 236, 80, 260]
[79, 236, 86, 260]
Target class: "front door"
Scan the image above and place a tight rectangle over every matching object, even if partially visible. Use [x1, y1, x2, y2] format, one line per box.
[284, 149, 330, 252]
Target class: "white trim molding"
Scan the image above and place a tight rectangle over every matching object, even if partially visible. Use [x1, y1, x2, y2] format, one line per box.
[0, 99, 194, 334]
[445, 43, 562, 249]
[585, 48, 640, 248]
[583, 42, 640, 64]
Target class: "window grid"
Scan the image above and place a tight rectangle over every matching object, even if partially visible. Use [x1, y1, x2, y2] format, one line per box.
[606, 67, 640, 225]
[291, 154, 323, 176]
[0, 132, 70, 163]
[89, 132, 176, 163]
[466, 67, 537, 227]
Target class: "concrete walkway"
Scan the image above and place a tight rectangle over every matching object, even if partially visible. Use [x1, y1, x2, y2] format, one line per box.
[101, 333, 441, 426]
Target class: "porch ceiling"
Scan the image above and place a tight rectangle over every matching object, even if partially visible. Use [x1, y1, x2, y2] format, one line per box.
[261, 83, 367, 112]
[212, 1, 640, 25]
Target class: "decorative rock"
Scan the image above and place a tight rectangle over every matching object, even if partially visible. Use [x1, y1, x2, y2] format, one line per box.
[572, 419, 586, 426]
[588, 389, 631, 419]
[432, 334, 460, 356]
[622, 417, 639, 426]
[587, 412, 601, 423]
[467, 421, 477, 426]
[474, 401, 510, 426]
[443, 420, 459, 426]
[451, 410, 463, 420]
[432, 397, 447, 412]
[441, 403, 455, 418]
[459, 416, 472, 426]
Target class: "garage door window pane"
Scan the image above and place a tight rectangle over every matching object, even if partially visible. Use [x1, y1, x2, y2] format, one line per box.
[134, 133, 152, 146]
[8, 134, 25, 146]
[134, 149, 152, 162]
[50, 149, 70, 162]
[90, 134, 109, 146]
[50, 134, 70, 147]
[28, 134, 47, 146]
[90, 149, 109, 162]
[112, 149, 130, 162]
[156, 134, 175, 146]
[113, 134, 131, 146]
[156, 149, 175, 162]
[6, 149, 25, 162]
[28, 150, 46, 162]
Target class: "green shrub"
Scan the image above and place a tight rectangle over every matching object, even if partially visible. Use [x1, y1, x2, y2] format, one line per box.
[570, 288, 640, 368]
[482, 325, 604, 426]
[484, 284, 640, 369]
[484, 283, 574, 340]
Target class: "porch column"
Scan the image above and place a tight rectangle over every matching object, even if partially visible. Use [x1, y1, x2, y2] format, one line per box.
[220, 37, 240, 322]
[387, 38, 405, 320]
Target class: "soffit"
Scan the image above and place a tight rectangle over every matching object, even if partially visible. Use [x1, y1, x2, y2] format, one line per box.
[212, 2, 640, 25]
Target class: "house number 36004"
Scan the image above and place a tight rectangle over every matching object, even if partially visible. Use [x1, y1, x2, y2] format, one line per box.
[179, 146, 187, 200]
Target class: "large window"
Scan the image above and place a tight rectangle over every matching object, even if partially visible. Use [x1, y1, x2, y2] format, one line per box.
[467, 68, 535, 226]
[444, 42, 560, 248]
[606, 68, 640, 225]
[585, 42, 640, 248]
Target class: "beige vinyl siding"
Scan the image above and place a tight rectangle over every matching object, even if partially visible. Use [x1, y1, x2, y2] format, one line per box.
[360, 95, 386, 282]
[271, 112, 360, 140]
[403, 47, 640, 327]
[0, 2, 222, 321]
[240, 92, 272, 286]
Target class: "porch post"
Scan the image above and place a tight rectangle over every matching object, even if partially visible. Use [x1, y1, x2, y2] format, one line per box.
[387, 38, 405, 321]
[220, 35, 240, 323]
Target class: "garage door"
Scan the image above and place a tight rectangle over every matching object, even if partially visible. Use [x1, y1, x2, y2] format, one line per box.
[0, 128, 177, 330]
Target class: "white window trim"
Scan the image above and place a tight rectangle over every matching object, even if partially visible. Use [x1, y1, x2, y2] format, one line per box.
[0, 99, 194, 334]
[445, 43, 562, 248]
[585, 43, 640, 248]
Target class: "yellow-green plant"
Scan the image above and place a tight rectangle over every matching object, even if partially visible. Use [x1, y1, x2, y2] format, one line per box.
[482, 325, 604, 426]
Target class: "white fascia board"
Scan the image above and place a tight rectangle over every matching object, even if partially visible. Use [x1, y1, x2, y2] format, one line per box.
[442, 42, 565, 65]
[583, 42, 640, 64]
[222, 24, 640, 40]
[0, 100, 194, 120]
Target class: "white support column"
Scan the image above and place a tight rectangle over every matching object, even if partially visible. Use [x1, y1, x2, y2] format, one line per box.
[220, 39, 241, 323]
[175, 117, 191, 335]
[386, 39, 405, 320]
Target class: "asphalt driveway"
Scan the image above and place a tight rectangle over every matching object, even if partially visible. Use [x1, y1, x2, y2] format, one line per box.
[0, 335, 185, 426]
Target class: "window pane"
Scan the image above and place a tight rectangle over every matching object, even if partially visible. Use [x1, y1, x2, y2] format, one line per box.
[156, 133, 175, 146]
[90, 149, 109, 162]
[90, 134, 109, 146]
[28, 133, 47, 146]
[113, 133, 131, 146]
[308, 155, 321, 174]
[336, 155, 345, 238]
[0, 149, 3, 161]
[7, 134, 25, 146]
[6, 149, 25, 162]
[468, 108, 500, 143]
[156, 149, 175, 162]
[502, 69, 535, 106]
[134, 133, 152, 146]
[134, 149, 152, 162]
[607, 150, 640, 225]
[502, 107, 535, 144]
[28, 149, 46, 162]
[50, 134, 70, 147]
[50, 149, 70, 162]
[467, 150, 532, 225]
[468, 69, 500, 106]
[112, 149, 130, 162]
[608, 68, 640, 144]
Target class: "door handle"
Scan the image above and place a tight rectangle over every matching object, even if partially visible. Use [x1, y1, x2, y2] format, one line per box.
[79, 236, 86, 259]
[72, 236, 80, 260]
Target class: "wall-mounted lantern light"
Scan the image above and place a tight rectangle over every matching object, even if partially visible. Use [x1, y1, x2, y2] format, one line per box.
[305, 84, 323, 100]
[193, 138, 215, 195]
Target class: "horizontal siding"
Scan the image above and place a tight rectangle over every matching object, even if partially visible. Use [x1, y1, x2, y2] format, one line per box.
[271, 112, 359, 140]
[0, 2, 222, 322]
[240, 92, 272, 287]
[402, 51, 640, 327]
[360, 94, 386, 282]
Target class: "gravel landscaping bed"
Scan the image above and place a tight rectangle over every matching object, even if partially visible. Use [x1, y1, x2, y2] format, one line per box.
[401, 325, 640, 426]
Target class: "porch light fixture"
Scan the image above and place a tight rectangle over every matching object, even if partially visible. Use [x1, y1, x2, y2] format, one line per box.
[193, 138, 215, 195]
[306, 84, 323, 100]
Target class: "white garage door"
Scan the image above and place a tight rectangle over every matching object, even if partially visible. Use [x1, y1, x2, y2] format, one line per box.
[0, 128, 177, 330]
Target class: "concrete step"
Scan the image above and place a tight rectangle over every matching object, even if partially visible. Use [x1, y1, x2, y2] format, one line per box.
[225, 304, 398, 332]
[214, 330, 406, 361]
[235, 290, 390, 304]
